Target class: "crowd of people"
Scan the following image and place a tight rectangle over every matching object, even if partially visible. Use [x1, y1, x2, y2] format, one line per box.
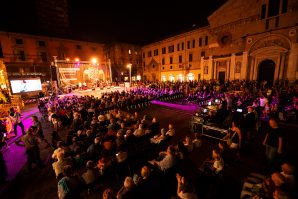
[0, 79, 297, 199]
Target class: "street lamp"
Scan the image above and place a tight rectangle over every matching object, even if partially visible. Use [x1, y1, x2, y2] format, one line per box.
[127, 64, 132, 87]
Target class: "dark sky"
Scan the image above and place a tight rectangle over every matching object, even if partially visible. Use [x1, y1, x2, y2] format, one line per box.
[0, 0, 227, 45]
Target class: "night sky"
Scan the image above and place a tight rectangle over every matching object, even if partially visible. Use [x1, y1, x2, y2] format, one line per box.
[0, 0, 227, 45]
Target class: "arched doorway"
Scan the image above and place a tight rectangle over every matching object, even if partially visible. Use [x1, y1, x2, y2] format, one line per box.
[258, 60, 275, 87]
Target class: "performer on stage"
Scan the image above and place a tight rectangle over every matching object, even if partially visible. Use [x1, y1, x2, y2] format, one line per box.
[9, 107, 25, 136]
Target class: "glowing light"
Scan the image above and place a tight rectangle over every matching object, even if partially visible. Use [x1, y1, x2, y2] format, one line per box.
[91, 58, 97, 64]
[75, 58, 80, 62]
[66, 58, 70, 61]
[127, 64, 132, 68]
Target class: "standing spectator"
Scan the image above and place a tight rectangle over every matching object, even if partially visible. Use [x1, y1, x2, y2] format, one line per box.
[18, 128, 44, 171]
[244, 106, 256, 145]
[263, 118, 283, 171]
[31, 115, 51, 148]
[9, 107, 25, 136]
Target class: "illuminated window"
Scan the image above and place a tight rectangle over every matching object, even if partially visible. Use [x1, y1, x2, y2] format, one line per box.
[177, 74, 183, 82]
[162, 75, 166, 82]
[187, 73, 194, 81]
[169, 75, 174, 82]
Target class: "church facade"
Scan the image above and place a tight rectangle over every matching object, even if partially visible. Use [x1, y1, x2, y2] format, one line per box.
[142, 0, 298, 84]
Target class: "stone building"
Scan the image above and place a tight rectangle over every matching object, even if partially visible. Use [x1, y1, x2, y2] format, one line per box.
[142, 0, 298, 84]
[0, 31, 105, 86]
[105, 43, 142, 82]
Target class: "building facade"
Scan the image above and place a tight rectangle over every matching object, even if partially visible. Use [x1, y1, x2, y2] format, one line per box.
[142, 0, 298, 84]
[105, 43, 142, 82]
[0, 31, 106, 88]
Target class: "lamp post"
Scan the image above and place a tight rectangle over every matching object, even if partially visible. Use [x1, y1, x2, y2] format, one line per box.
[127, 64, 132, 87]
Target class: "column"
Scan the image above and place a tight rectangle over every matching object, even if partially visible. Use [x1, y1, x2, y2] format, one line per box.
[278, 53, 286, 80]
[249, 57, 255, 80]
[230, 53, 236, 80]
[227, 60, 230, 80]
[242, 52, 248, 80]
[200, 57, 204, 80]
[287, 43, 298, 81]
[208, 56, 213, 80]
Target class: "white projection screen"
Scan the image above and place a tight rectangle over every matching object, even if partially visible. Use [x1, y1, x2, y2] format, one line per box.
[10, 78, 42, 94]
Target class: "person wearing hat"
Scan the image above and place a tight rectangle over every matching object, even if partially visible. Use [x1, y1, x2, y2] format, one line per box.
[9, 107, 25, 136]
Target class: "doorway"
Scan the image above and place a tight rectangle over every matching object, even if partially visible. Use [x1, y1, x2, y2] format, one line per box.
[218, 71, 225, 84]
[258, 60, 275, 87]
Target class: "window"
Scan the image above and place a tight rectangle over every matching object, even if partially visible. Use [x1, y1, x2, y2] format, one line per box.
[38, 41, 46, 47]
[17, 50, 25, 61]
[189, 53, 193, 62]
[261, 4, 266, 19]
[170, 57, 173, 64]
[143, 62, 145, 67]
[143, 52, 145, 58]
[152, 64, 155, 69]
[39, 52, 48, 62]
[282, 0, 288, 13]
[162, 58, 165, 65]
[76, 45, 82, 50]
[168, 45, 174, 53]
[147, 51, 152, 57]
[181, 42, 184, 50]
[179, 55, 182, 63]
[91, 47, 97, 51]
[187, 41, 190, 49]
[162, 67, 165, 70]
[162, 47, 166, 54]
[192, 40, 195, 48]
[0, 42, 3, 58]
[199, 38, 202, 47]
[204, 66, 208, 74]
[205, 36, 208, 45]
[15, 38, 23, 45]
[154, 49, 159, 56]
[170, 66, 173, 69]
[177, 43, 180, 51]
[201, 51, 205, 58]
[268, 0, 280, 17]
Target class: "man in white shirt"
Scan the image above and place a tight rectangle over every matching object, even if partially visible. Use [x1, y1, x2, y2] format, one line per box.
[9, 107, 25, 136]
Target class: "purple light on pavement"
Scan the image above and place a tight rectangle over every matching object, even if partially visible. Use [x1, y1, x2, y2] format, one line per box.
[151, 100, 198, 112]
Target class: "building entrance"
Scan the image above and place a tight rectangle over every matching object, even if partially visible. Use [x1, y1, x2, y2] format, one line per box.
[258, 60, 275, 87]
[218, 71, 225, 84]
